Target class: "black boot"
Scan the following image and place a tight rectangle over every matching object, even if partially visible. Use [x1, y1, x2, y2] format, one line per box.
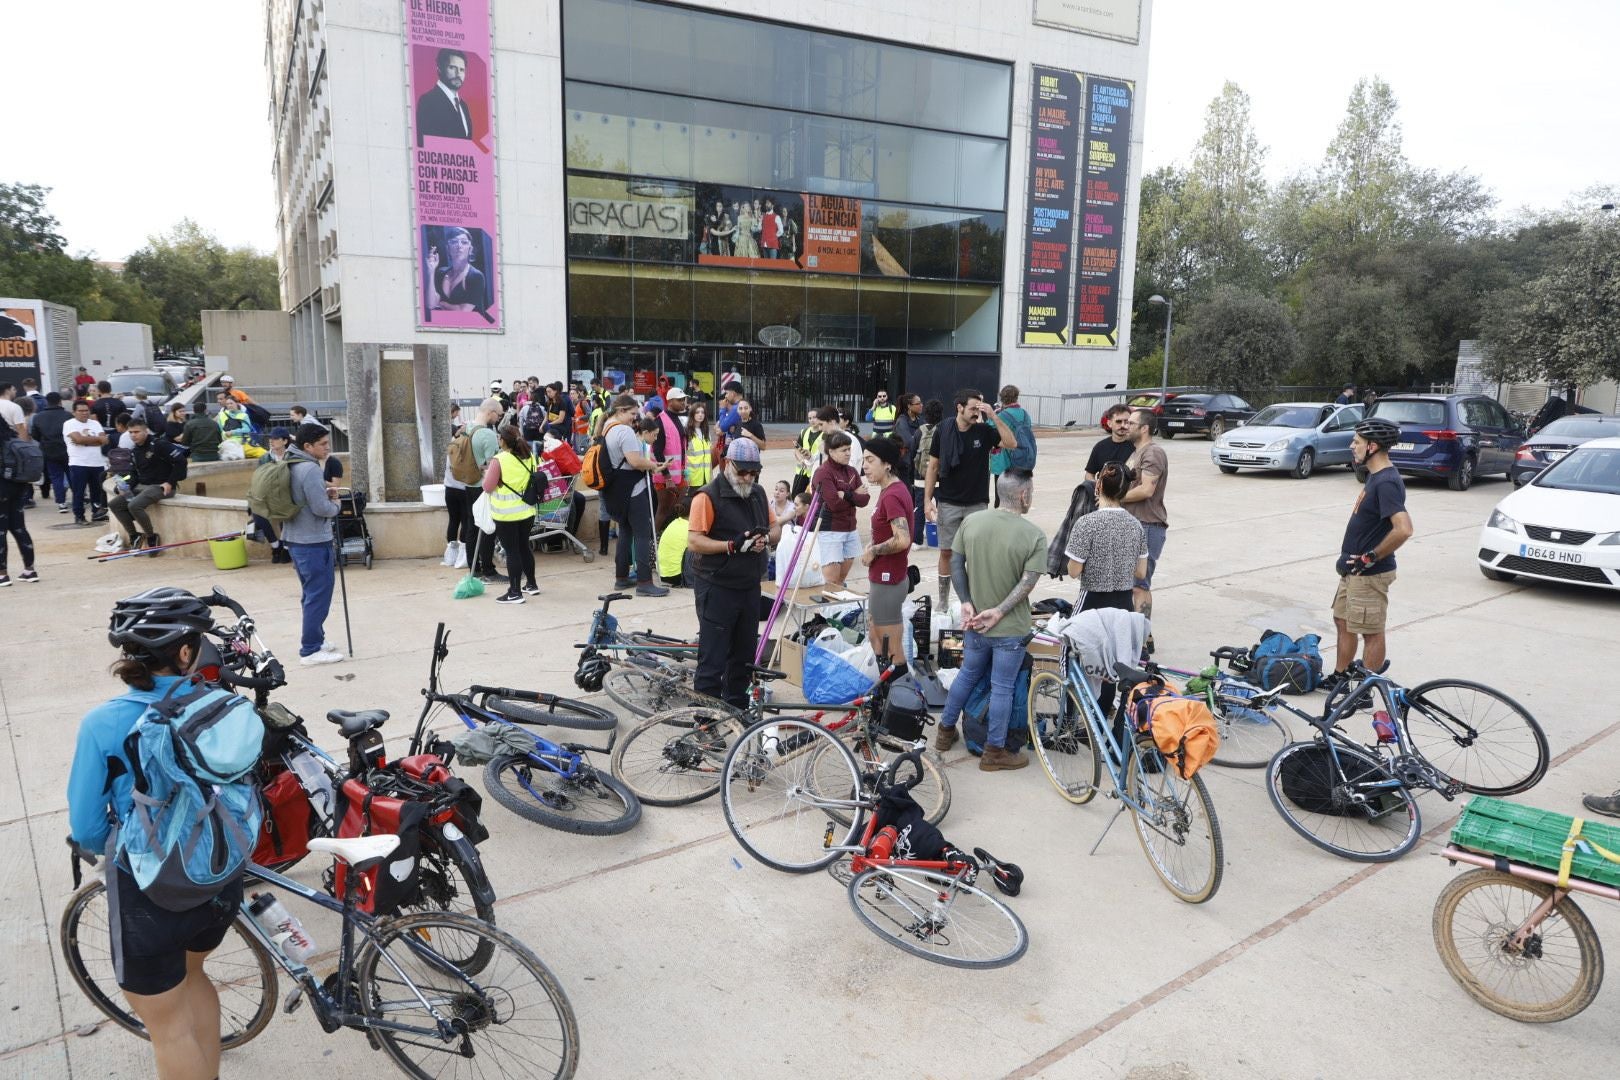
[597, 529, 610, 556]
[145, 533, 163, 557]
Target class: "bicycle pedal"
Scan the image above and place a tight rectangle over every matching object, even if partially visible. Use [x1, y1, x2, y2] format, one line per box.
[283, 987, 305, 1015]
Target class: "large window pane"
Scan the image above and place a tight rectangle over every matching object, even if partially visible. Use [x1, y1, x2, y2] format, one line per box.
[862, 204, 911, 277]
[632, 263, 692, 342]
[565, 83, 631, 173]
[953, 285, 1000, 352]
[804, 274, 861, 347]
[959, 213, 1006, 282]
[958, 138, 1007, 211]
[908, 209, 960, 280]
[568, 260, 633, 340]
[627, 93, 693, 180]
[693, 269, 752, 344]
[750, 272, 806, 343]
[562, 0, 631, 84]
[907, 281, 955, 350]
[565, 174, 631, 259]
[860, 277, 908, 350]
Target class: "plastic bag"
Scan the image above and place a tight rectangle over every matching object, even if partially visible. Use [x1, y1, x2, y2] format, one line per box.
[471, 491, 497, 535]
[802, 630, 879, 704]
[776, 523, 824, 588]
[219, 440, 245, 461]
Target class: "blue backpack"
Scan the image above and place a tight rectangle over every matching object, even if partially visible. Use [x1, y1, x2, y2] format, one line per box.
[114, 676, 267, 911]
[961, 654, 1035, 754]
[996, 406, 1037, 471]
[1249, 630, 1323, 695]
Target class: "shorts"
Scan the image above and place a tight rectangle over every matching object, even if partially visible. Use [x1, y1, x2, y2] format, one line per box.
[1332, 571, 1396, 635]
[818, 530, 862, 564]
[112, 868, 244, 996]
[868, 579, 909, 625]
[1136, 524, 1168, 589]
[935, 501, 985, 550]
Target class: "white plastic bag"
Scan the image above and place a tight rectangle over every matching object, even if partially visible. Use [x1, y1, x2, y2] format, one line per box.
[472, 491, 497, 535]
[219, 440, 245, 461]
[777, 523, 824, 588]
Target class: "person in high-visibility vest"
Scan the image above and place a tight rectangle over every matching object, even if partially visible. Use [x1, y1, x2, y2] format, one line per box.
[480, 425, 540, 605]
[866, 390, 897, 437]
[790, 406, 823, 498]
[685, 402, 714, 488]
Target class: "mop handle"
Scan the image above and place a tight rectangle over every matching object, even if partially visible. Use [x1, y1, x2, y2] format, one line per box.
[89, 530, 246, 561]
[754, 491, 821, 663]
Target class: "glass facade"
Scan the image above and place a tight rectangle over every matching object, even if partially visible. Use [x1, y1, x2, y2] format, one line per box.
[561, 0, 1012, 414]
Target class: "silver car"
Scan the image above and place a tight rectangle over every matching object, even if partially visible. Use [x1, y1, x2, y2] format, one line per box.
[1210, 402, 1365, 478]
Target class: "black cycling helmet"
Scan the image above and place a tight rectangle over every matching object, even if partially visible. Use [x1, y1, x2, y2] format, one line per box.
[1354, 417, 1401, 451]
[574, 650, 611, 693]
[108, 587, 215, 654]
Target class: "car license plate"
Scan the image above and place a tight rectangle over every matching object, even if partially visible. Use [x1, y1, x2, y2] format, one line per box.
[1547, 449, 1568, 461]
[1392, 442, 1414, 451]
[1236, 454, 1263, 462]
[1520, 544, 1582, 564]
[1166, 421, 1184, 427]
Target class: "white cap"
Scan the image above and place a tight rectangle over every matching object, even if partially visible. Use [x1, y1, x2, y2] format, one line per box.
[490, 379, 503, 389]
[666, 386, 687, 400]
[220, 374, 235, 383]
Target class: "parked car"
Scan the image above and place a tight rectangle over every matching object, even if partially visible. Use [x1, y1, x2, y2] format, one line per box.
[1156, 392, 1256, 439]
[106, 368, 180, 409]
[1210, 402, 1364, 478]
[1124, 391, 1178, 435]
[1477, 437, 1620, 592]
[1510, 415, 1620, 487]
[1363, 393, 1525, 490]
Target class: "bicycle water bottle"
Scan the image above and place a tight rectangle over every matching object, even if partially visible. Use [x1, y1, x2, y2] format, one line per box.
[1372, 710, 1397, 744]
[287, 750, 334, 822]
[248, 892, 319, 963]
[869, 826, 899, 860]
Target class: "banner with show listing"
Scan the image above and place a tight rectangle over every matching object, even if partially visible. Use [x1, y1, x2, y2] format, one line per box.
[0, 301, 44, 390]
[1016, 67, 1134, 348]
[406, 0, 501, 330]
[694, 186, 861, 274]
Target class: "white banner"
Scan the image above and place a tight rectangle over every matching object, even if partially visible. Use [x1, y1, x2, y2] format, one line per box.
[567, 197, 690, 239]
[1032, 0, 1143, 44]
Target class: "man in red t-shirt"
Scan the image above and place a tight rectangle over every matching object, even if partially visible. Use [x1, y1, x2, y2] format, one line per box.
[760, 198, 781, 259]
[860, 436, 914, 665]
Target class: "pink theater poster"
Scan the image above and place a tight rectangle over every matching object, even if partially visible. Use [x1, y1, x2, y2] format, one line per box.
[406, 0, 501, 329]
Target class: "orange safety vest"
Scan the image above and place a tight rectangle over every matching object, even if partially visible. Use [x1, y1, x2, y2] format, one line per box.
[573, 398, 589, 437]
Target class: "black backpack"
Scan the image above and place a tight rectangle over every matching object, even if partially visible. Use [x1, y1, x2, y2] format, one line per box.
[0, 434, 44, 485]
[244, 402, 272, 429]
[501, 457, 545, 506]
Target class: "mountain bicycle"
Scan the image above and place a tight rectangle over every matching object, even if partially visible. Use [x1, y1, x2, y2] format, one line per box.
[417, 622, 641, 835]
[574, 591, 728, 716]
[719, 737, 1025, 968]
[62, 841, 579, 1077]
[610, 662, 949, 825]
[1021, 637, 1224, 904]
[1264, 660, 1548, 861]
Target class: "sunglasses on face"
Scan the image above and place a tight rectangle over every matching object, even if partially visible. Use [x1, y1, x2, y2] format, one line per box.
[732, 467, 760, 478]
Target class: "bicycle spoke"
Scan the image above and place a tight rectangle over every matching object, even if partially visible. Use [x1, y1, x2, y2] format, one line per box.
[1402, 681, 1547, 796]
[847, 868, 1027, 968]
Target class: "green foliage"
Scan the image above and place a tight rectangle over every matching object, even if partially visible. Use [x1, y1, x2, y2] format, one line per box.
[1179, 286, 1297, 392]
[1479, 217, 1620, 386]
[123, 220, 280, 350]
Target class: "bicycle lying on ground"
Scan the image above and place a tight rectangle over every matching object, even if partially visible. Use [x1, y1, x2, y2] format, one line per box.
[1263, 660, 1548, 861]
[610, 661, 949, 825]
[1023, 636, 1224, 904]
[417, 622, 641, 835]
[573, 591, 725, 716]
[719, 730, 1025, 968]
[62, 841, 579, 1077]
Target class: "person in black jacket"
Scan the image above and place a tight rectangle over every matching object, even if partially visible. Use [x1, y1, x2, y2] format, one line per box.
[28, 392, 72, 510]
[107, 418, 182, 555]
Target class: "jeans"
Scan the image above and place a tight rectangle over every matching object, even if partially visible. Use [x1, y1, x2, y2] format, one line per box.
[109, 483, 166, 538]
[940, 630, 1027, 750]
[44, 460, 68, 505]
[285, 540, 336, 656]
[693, 578, 760, 708]
[0, 481, 34, 572]
[68, 465, 105, 521]
[608, 480, 655, 584]
[495, 517, 536, 594]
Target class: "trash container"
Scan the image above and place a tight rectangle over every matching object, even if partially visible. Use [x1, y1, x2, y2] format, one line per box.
[209, 536, 249, 570]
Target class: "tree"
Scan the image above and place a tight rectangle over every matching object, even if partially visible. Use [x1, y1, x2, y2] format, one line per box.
[123, 220, 280, 349]
[0, 182, 66, 255]
[1178, 286, 1297, 392]
[1180, 82, 1271, 291]
[1478, 217, 1620, 387]
[1296, 270, 1426, 386]
[1318, 77, 1408, 245]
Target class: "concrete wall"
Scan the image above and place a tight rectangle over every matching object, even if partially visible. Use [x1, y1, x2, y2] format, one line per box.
[200, 310, 297, 386]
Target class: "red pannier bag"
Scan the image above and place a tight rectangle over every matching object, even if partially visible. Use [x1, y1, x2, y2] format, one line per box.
[328, 778, 429, 915]
[252, 766, 315, 868]
[396, 753, 490, 846]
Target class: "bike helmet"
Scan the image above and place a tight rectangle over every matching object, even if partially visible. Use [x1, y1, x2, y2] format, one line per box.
[1354, 417, 1401, 450]
[108, 587, 215, 655]
[574, 651, 611, 693]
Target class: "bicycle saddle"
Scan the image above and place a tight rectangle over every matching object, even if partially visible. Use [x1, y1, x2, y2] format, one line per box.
[597, 592, 632, 602]
[326, 708, 389, 738]
[1112, 662, 1159, 687]
[309, 834, 400, 872]
[747, 664, 789, 681]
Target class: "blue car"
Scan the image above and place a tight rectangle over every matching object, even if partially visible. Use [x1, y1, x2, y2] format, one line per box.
[1210, 402, 1365, 478]
[1364, 394, 1526, 491]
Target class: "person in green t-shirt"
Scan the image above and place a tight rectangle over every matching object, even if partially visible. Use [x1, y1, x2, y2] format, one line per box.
[933, 468, 1046, 771]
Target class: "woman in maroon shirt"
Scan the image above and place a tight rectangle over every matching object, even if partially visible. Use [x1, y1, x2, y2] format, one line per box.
[860, 436, 914, 664]
[811, 430, 869, 588]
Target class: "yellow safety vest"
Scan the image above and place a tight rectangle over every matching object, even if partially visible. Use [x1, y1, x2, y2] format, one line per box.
[795, 427, 819, 477]
[489, 451, 539, 521]
[687, 430, 713, 487]
[870, 403, 898, 435]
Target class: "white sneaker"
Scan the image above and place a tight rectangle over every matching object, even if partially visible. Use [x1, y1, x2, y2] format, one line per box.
[452, 542, 468, 569]
[300, 646, 346, 666]
[441, 542, 457, 566]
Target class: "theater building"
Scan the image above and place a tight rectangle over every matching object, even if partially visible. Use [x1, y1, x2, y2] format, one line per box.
[268, 0, 1152, 417]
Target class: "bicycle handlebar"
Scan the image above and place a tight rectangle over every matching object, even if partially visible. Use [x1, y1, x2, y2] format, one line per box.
[204, 588, 248, 619]
[879, 750, 926, 793]
[217, 657, 286, 692]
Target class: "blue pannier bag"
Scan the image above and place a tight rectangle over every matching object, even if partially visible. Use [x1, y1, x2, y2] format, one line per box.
[114, 675, 267, 911]
[802, 640, 875, 704]
[961, 654, 1034, 755]
[1250, 630, 1323, 695]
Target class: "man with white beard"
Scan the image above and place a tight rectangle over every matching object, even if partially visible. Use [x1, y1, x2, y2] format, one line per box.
[685, 439, 781, 709]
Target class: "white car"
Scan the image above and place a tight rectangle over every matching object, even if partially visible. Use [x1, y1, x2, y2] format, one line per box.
[1477, 437, 1620, 591]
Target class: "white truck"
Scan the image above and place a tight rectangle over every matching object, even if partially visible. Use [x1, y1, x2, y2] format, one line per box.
[80, 321, 155, 372]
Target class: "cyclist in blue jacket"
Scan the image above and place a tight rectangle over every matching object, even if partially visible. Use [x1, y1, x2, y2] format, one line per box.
[67, 587, 232, 1080]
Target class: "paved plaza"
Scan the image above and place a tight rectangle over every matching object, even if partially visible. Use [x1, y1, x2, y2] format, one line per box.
[2, 431, 1615, 1079]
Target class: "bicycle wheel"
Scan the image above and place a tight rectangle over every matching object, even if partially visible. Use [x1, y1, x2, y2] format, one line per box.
[847, 867, 1028, 969]
[1433, 869, 1603, 1023]
[359, 911, 579, 1080]
[483, 753, 642, 835]
[1026, 671, 1099, 805]
[1402, 680, 1549, 796]
[1209, 695, 1291, 769]
[818, 735, 950, 827]
[721, 717, 862, 873]
[404, 832, 497, 973]
[1265, 740, 1421, 862]
[484, 694, 618, 732]
[602, 666, 736, 719]
[610, 707, 746, 806]
[1124, 746, 1223, 903]
[60, 880, 276, 1050]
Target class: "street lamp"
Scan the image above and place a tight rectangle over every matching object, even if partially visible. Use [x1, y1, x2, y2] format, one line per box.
[1148, 294, 1173, 404]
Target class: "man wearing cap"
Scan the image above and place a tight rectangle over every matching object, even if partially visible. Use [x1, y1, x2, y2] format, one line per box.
[715, 379, 745, 442]
[248, 427, 294, 563]
[686, 439, 781, 709]
[218, 375, 256, 406]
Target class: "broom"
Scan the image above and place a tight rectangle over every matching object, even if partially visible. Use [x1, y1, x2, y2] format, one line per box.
[454, 530, 486, 599]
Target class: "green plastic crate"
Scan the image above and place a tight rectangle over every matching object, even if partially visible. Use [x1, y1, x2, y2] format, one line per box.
[1451, 796, 1620, 888]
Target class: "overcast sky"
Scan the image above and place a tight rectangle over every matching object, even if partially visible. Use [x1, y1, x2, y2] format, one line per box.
[13, 0, 1619, 260]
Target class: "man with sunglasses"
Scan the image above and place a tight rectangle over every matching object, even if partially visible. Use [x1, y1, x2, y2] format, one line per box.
[686, 439, 782, 709]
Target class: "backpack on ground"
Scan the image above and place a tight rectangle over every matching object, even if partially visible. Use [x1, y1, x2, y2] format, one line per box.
[1248, 630, 1323, 694]
[1277, 743, 1402, 816]
[962, 653, 1035, 755]
[1, 435, 44, 485]
[114, 676, 267, 911]
[247, 457, 306, 523]
[448, 430, 481, 485]
[1132, 692, 1220, 780]
[1045, 480, 1097, 578]
[578, 435, 610, 491]
[328, 779, 430, 915]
